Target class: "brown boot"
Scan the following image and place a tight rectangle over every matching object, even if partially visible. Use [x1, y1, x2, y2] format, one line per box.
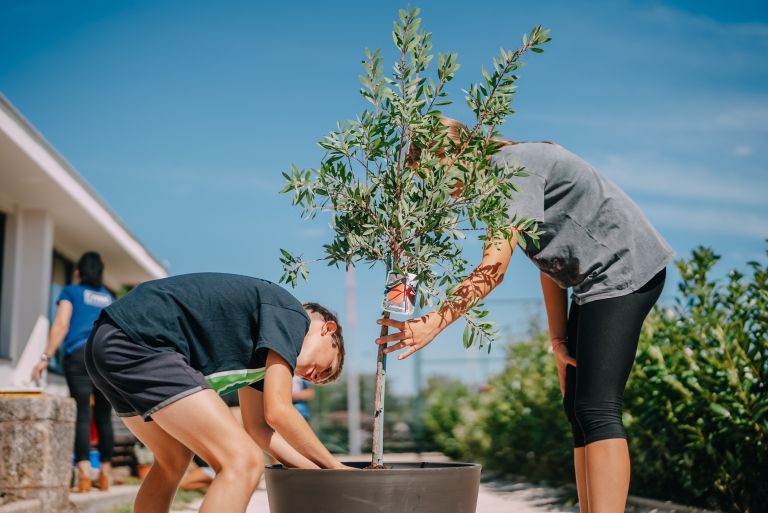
[74, 475, 92, 493]
[97, 471, 109, 492]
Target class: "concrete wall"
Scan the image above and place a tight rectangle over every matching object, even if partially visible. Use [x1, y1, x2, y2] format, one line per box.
[0, 209, 53, 389]
[0, 395, 76, 513]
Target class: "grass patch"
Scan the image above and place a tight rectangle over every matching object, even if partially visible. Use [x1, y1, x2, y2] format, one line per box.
[106, 488, 205, 513]
[107, 503, 132, 513]
[172, 489, 205, 510]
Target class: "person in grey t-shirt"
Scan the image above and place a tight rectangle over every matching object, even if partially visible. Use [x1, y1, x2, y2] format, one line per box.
[499, 142, 673, 304]
[377, 118, 673, 513]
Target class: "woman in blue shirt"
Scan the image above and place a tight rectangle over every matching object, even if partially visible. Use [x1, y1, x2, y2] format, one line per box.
[32, 252, 115, 492]
[292, 377, 314, 420]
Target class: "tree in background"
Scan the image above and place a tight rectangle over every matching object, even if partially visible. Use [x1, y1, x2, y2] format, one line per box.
[280, 7, 550, 466]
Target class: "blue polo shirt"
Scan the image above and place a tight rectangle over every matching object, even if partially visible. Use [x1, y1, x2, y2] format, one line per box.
[293, 377, 312, 419]
[58, 284, 114, 354]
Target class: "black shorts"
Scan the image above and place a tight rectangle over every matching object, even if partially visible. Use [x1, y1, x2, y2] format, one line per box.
[84, 317, 211, 420]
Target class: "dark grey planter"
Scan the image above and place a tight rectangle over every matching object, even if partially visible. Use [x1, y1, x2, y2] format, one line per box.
[265, 461, 481, 513]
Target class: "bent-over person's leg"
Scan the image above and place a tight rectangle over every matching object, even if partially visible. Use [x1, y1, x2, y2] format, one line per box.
[121, 416, 192, 513]
[563, 302, 589, 513]
[85, 319, 262, 513]
[573, 270, 665, 513]
[146, 389, 264, 513]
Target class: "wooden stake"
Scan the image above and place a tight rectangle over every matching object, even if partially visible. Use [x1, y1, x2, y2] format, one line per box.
[371, 310, 390, 468]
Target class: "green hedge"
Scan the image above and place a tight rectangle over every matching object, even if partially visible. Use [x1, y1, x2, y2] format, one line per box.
[423, 246, 767, 512]
[625, 247, 767, 512]
[423, 336, 573, 483]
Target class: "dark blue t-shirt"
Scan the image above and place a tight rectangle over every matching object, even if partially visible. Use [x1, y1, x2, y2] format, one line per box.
[103, 273, 311, 395]
[58, 284, 114, 354]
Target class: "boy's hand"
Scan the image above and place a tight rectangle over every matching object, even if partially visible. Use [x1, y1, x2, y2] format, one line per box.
[331, 463, 357, 470]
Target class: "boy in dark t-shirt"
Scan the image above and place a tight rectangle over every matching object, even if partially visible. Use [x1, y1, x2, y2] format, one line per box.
[83, 273, 348, 513]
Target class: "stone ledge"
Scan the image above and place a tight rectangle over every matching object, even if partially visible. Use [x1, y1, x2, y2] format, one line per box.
[0, 499, 41, 513]
[0, 396, 75, 423]
[0, 395, 76, 513]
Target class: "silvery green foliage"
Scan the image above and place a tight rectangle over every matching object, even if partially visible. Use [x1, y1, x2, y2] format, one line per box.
[281, 7, 549, 350]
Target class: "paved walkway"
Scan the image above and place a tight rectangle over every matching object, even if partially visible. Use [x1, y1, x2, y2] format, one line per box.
[174, 478, 578, 513]
[177, 480, 708, 513]
[170, 453, 578, 513]
[102, 454, 708, 513]
[173, 453, 578, 513]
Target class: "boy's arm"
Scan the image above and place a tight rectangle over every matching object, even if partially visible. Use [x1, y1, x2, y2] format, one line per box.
[238, 386, 317, 468]
[259, 350, 344, 469]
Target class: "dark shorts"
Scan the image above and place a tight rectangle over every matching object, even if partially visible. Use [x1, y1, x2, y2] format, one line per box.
[84, 317, 211, 420]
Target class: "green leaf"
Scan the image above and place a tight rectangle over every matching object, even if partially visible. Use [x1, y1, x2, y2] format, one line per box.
[709, 403, 731, 418]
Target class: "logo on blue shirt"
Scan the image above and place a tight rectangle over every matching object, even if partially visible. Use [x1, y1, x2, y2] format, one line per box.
[84, 290, 112, 308]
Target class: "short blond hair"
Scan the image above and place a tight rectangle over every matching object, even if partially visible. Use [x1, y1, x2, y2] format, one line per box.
[406, 116, 521, 168]
[302, 302, 345, 384]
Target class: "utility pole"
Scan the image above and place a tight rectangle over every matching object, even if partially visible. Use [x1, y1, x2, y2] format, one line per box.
[345, 268, 362, 456]
[412, 306, 424, 453]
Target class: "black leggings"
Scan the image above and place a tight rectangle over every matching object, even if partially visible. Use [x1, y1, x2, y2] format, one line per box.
[64, 346, 115, 463]
[563, 269, 665, 448]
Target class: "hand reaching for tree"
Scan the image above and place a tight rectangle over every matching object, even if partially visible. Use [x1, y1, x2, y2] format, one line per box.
[375, 314, 442, 360]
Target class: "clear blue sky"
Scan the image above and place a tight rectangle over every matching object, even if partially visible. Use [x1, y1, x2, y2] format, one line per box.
[1, 0, 766, 394]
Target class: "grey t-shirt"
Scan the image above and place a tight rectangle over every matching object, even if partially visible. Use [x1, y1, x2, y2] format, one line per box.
[492, 142, 674, 304]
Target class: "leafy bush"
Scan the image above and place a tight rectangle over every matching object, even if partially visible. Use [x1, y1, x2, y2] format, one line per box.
[478, 336, 573, 482]
[625, 246, 768, 512]
[423, 336, 573, 482]
[422, 377, 476, 459]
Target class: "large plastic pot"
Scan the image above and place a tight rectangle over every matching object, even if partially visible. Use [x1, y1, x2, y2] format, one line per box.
[265, 461, 481, 513]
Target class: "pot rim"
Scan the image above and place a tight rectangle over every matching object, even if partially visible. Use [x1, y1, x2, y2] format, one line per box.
[266, 461, 481, 472]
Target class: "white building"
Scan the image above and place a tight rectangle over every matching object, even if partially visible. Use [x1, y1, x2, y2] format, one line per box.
[0, 94, 167, 391]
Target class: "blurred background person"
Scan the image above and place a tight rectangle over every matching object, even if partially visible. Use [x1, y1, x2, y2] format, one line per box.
[31, 251, 115, 492]
[292, 376, 314, 421]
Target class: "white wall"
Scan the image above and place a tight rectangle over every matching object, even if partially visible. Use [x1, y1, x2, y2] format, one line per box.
[0, 208, 54, 389]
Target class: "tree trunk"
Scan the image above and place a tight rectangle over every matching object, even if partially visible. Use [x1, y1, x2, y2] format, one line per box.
[371, 310, 390, 467]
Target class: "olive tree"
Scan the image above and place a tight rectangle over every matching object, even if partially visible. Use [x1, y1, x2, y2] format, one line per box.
[280, 7, 550, 467]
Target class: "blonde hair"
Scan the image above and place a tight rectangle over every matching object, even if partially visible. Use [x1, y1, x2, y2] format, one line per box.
[407, 117, 524, 167]
[440, 116, 522, 147]
[302, 302, 345, 384]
